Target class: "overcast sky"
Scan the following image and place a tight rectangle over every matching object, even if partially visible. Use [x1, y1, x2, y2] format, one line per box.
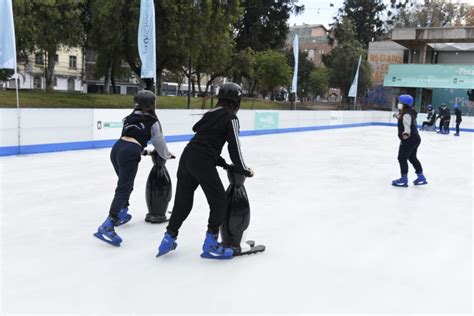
[288, 0, 474, 27]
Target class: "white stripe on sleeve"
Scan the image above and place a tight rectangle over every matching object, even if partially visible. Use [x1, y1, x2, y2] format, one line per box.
[231, 119, 249, 171]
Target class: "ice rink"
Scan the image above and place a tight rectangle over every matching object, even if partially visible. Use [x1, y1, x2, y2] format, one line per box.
[1, 126, 472, 314]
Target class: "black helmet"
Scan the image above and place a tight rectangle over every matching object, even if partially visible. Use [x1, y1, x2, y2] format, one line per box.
[218, 82, 242, 104]
[134, 90, 155, 109]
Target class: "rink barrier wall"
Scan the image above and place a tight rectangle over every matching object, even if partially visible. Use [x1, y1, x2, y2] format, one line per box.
[1, 109, 473, 156]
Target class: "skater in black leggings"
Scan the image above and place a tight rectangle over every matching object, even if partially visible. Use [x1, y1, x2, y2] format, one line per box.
[392, 94, 427, 187]
[156, 83, 254, 259]
[453, 104, 462, 136]
[94, 90, 174, 246]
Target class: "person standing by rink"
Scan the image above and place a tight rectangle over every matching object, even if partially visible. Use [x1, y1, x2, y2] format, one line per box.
[94, 90, 174, 246]
[156, 82, 254, 260]
[453, 104, 462, 136]
[392, 94, 428, 187]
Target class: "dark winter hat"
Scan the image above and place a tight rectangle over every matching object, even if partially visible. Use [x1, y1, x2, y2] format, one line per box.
[398, 94, 414, 107]
[218, 82, 243, 104]
[427, 104, 433, 110]
[134, 90, 156, 109]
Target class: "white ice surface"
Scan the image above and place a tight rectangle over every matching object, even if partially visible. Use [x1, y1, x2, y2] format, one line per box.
[1, 126, 472, 314]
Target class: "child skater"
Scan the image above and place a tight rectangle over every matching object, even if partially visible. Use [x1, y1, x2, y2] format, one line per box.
[453, 104, 462, 136]
[392, 94, 428, 187]
[94, 90, 174, 246]
[156, 82, 254, 260]
[421, 104, 436, 130]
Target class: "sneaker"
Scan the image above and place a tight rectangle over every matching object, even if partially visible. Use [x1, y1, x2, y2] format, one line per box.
[201, 232, 233, 259]
[93, 216, 122, 246]
[156, 232, 177, 257]
[392, 175, 408, 187]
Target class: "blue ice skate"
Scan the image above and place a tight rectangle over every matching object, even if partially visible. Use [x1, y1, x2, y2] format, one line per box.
[156, 232, 177, 257]
[392, 175, 408, 187]
[93, 216, 122, 246]
[413, 173, 427, 185]
[115, 207, 132, 226]
[200, 232, 233, 260]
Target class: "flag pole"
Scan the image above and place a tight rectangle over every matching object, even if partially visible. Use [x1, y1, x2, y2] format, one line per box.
[15, 75, 20, 152]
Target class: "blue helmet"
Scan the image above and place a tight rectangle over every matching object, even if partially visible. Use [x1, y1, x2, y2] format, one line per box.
[427, 104, 433, 110]
[453, 104, 459, 109]
[399, 94, 414, 107]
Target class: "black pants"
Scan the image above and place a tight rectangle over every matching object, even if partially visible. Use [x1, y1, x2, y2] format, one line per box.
[109, 140, 142, 219]
[167, 146, 226, 238]
[398, 136, 423, 175]
[438, 119, 444, 131]
[456, 121, 461, 134]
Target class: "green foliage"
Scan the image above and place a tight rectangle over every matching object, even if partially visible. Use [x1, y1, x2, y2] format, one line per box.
[0, 69, 14, 82]
[231, 48, 256, 83]
[234, 0, 304, 51]
[308, 67, 329, 98]
[255, 50, 292, 98]
[286, 50, 315, 98]
[390, 0, 470, 28]
[332, 0, 387, 47]
[323, 19, 371, 102]
[13, 0, 85, 91]
[191, 0, 241, 95]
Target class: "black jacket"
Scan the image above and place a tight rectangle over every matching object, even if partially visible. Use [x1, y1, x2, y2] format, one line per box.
[188, 107, 251, 177]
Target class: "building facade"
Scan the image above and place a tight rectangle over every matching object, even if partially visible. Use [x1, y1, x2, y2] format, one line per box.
[4, 47, 84, 92]
[287, 24, 333, 66]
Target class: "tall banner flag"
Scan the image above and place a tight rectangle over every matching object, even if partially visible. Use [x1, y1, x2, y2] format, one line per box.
[138, 0, 156, 83]
[0, 0, 17, 71]
[291, 34, 299, 98]
[348, 55, 362, 98]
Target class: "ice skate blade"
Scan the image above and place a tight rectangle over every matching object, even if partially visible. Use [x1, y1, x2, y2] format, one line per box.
[115, 214, 132, 227]
[392, 183, 408, 187]
[200, 252, 233, 260]
[93, 232, 121, 247]
[234, 245, 266, 256]
[413, 181, 428, 186]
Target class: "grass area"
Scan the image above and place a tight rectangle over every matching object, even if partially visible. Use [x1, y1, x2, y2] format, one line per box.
[0, 90, 292, 110]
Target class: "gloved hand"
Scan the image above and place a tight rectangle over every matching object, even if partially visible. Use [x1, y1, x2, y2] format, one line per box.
[142, 149, 153, 156]
[169, 153, 176, 159]
[247, 168, 255, 177]
[402, 133, 410, 140]
[216, 156, 228, 168]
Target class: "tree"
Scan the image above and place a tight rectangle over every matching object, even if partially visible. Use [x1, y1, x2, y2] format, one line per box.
[332, 0, 387, 48]
[191, 0, 241, 97]
[234, 0, 304, 52]
[88, 0, 130, 93]
[286, 50, 315, 100]
[390, 0, 470, 28]
[308, 67, 329, 98]
[13, 0, 85, 92]
[323, 18, 371, 104]
[254, 50, 292, 100]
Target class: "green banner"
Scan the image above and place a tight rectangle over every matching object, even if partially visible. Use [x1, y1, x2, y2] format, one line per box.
[384, 64, 474, 89]
[255, 112, 279, 130]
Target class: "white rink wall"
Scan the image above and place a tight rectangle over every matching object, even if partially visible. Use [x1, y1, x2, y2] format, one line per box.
[1, 108, 473, 156]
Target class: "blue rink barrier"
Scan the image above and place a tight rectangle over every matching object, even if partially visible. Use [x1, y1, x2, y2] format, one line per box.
[1, 122, 473, 157]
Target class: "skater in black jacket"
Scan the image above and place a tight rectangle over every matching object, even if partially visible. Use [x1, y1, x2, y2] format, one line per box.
[94, 90, 174, 246]
[453, 104, 462, 136]
[437, 104, 450, 134]
[156, 82, 254, 259]
[392, 94, 427, 187]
